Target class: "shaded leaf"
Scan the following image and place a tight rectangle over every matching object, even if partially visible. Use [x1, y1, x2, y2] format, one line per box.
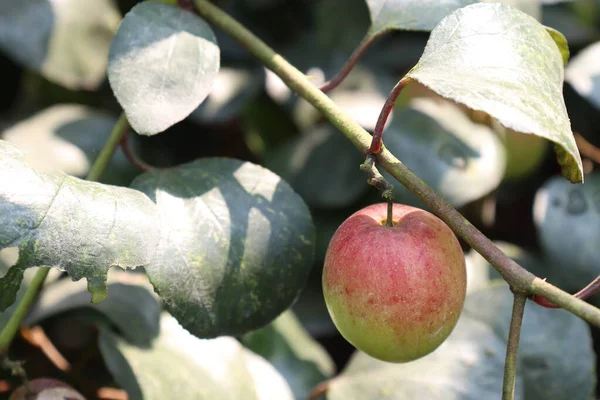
[316, 0, 370, 53]
[108, 2, 220, 135]
[24, 269, 160, 346]
[406, 3, 583, 183]
[99, 313, 294, 400]
[190, 65, 265, 124]
[565, 41, 600, 111]
[0, 0, 120, 90]
[130, 158, 315, 338]
[533, 172, 600, 291]
[0, 140, 161, 308]
[2, 104, 139, 186]
[383, 98, 506, 208]
[326, 311, 521, 399]
[365, 0, 479, 36]
[264, 126, 367, 208]
[465, 285, 596, 400]
[484, 0, 542, 20]
[241, 311, 336, 400]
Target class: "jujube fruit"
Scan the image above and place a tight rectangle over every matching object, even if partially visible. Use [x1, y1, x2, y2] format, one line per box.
[322, 203, 467, 362]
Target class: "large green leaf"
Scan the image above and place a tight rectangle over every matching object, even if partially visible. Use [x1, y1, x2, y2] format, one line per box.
[0, 140, 161, 307]
[465, 285, 596, 400]
[533, 172, 600, 291]
[130, 158, 315, 338]
[24, 270, 160, 346]
[1, 104, 139, 186]
[406, 3, 583, 183]
[0, 0, 120, 90]
[108, 2, 220, 135]
[241, 311, 336, 400]
[365, 0, 479, 36]
[326, 311, 520, 399]
[99, 313, 294, 400]
[565, 41, 600, 110]
[382, 98, 506, 208]
[264, 126, 367, 208]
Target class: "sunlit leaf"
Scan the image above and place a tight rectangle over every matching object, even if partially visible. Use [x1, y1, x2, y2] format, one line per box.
[108, 2, 220, 135]
[406, 3, 583, 183]
[130, 158, 315, 337]
[0, 0, 120, 90]
[99, 313, 294, 400]
[0, 140, 161, 308]
[241, 311, 336, 400]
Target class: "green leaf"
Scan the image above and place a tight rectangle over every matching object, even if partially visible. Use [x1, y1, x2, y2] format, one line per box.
[533, 172, 600, 291]
[99, 313, 294, 400]
[0, 140, 161, 308]
[565, 41, 600, 110]
[130, 158, 315, 338]
[264, 126, 367, 208]
[24, 270, 160, 346]
[326, 311, 521, 399]
[406, 3, 583, 183]
[0, 0, 120, 90]
[465, 285, 596, 400]
[108, 2, 220, 135]
[365, 0, 479, 36]
[241, 311, 336, 400]
[2, 104, 139, 186]
[382, 98, 506, 208]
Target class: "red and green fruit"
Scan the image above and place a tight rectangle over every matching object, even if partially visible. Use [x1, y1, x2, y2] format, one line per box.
[322, 203, 467, 363]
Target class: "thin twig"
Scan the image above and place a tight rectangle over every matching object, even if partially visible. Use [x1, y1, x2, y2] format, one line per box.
[307, 380, 332, 400]
[532, 275, 600, 308]
[192, 0, 600, 328]
[121, 131, 153, 172]
[575, 133, 600, 165]
[502, 292, 527, 400]
[370, 77, 412, 154]
[319, 32, 385, 93]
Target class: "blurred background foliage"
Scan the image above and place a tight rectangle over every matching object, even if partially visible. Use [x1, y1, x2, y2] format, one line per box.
[1, 0, 600, 399]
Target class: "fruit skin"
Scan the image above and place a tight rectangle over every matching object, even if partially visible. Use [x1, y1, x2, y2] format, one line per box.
[322, 203, 467, 363]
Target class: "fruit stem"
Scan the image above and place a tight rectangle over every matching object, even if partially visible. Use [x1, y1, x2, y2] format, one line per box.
[307, 380, 332, 400]
[502, 291, 527, 400]
[318, 32, 385, 93]
[359, 154, 395, 216]
[532, 275, 600, 309]
[369, 77, 412, 154]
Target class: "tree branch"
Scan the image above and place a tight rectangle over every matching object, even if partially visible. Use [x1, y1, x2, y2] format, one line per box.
[192, 0, 600, 328]
[502, 292, 527, 400]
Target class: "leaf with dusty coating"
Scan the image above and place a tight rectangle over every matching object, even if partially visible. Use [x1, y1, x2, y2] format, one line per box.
[108, 2, 220, 135]
[131, 158, 315, 338]
[406, 3, 583, 183]
[0, 140, 160, 308]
